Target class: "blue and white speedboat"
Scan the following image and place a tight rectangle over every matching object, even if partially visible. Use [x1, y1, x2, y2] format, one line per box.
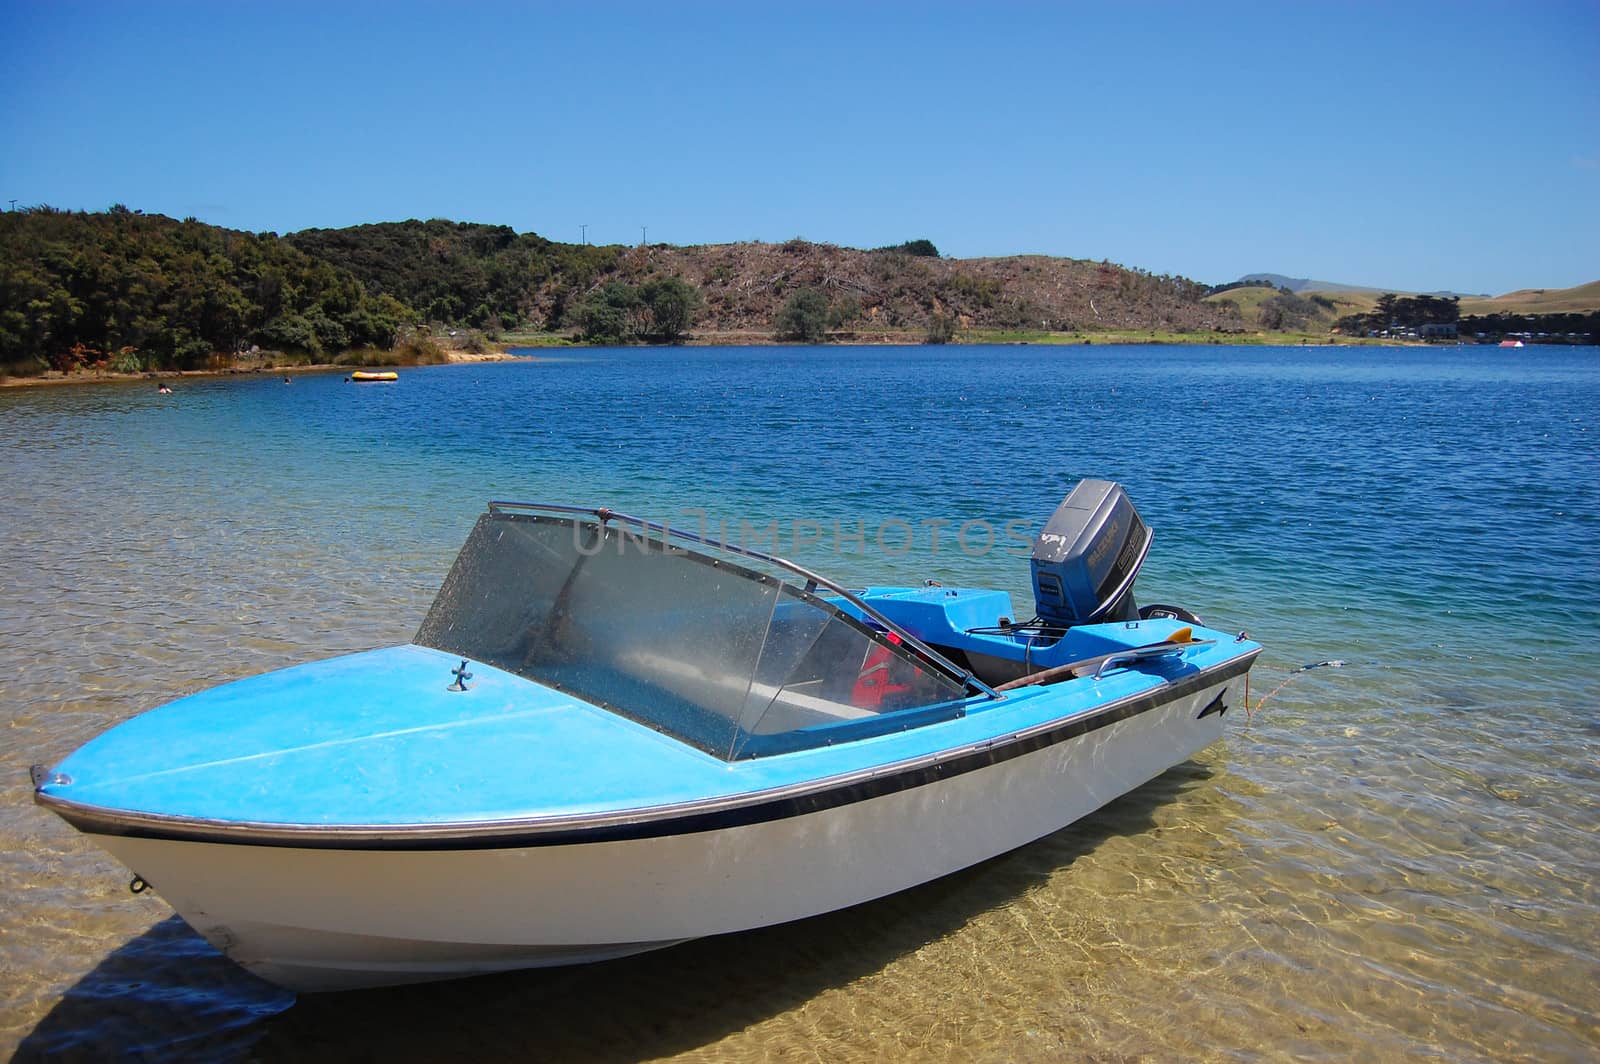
[33, 480, 1261, 991]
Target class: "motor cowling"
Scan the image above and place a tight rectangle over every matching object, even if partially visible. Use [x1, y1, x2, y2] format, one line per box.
[1030, 479, 1151, 626]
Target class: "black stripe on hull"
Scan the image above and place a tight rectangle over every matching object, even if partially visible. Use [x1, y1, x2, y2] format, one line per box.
[41, 652, 1259, 852]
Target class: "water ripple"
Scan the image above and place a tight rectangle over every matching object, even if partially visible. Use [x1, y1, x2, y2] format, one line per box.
[3, 345, 1597, 1060]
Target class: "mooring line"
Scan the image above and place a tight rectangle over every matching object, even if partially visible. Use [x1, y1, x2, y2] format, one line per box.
[1246, 659, 1347, 721]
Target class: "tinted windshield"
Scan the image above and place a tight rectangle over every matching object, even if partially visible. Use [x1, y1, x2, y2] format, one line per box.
[416, 512, 969, 759]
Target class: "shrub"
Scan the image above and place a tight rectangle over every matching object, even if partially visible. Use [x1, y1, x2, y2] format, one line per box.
[827, 295, 861, 328]
[335, 333, 447, 366]
[874, 239, 939, 257]
[775, 288, 829, 342]
[571, 282, 642, 343]
[258, 313, 320, 355]
[639, 276, 702, 342]
[1258, 292, 1320, 332]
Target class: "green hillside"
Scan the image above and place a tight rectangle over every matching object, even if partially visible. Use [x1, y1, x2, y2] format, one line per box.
[283, 220, 625, 329]
[0, 207, 415, 375]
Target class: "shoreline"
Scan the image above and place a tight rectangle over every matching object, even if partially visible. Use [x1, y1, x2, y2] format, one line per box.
[2, 333, 1495, 390]
[0, 350, 526, 390]
[505, 328, 1431, 349]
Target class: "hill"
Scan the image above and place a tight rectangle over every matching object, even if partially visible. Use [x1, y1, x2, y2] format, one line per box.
[1203, 285, 1372, 333]
[1237, 272, 1488, 299]
[7, 206, 1592, 380]
[288, 223, 1239, 338]
[1457, 281, 1600, 316]
[284, 220, 624, 328]
[1238, 272, 1382, 296]
[0, 207, 415, 375]
[1229, 273, 1600, 326]
[604, 242, 1230, 337]
[2, 210, 1256, 375]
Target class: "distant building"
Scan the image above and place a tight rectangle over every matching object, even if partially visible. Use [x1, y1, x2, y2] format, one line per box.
[1418, 322, 1458, 340]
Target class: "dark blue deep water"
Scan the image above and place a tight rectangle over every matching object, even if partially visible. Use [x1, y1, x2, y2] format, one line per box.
[3, 344, 1597, 1060]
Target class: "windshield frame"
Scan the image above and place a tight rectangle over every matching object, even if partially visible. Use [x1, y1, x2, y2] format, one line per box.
[414, 503, 998, 760]
[482, 501, 995, 698]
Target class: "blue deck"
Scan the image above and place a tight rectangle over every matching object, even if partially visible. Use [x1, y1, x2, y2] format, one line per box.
[40, 590, 1257, 829]
[852, 585, 1184, 672]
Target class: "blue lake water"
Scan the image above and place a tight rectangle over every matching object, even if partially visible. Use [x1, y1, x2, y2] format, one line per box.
[2, 344, 1597, 1060]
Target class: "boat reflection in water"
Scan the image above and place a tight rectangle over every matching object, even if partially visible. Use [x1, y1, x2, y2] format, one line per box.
[33, 480, 1261, 991]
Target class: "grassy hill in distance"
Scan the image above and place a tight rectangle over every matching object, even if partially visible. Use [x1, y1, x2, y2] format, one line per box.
[1238, 272, 1487, 299]
[1212, 276, 1600, 334]
[1241, 272, 1396, 296]
[1203, 285, 1374, 332]
[1456, 280, 1600, 316]
[1232, 274, 1600, 317]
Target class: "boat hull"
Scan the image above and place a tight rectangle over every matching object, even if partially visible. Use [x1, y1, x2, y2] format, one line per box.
[81, 669, 1243, 991]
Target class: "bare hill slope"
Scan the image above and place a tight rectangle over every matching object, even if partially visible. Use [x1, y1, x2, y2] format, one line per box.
[599, 241, 1241, 335]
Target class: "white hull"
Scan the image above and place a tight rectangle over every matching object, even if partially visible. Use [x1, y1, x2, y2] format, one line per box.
[91, 680, 1230, 991]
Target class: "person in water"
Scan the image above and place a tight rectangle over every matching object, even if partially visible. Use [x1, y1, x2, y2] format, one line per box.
[157, 384, 173, 395]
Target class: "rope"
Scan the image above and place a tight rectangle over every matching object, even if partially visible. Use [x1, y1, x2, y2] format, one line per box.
[1246, 659, 1345, 721]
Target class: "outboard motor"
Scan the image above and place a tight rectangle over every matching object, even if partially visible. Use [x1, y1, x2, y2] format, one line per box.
[1030, 479, 1152, 627]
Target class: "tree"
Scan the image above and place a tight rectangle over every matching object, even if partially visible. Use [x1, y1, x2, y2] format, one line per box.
[1374, 293, 1398, 326]
[874, 239, 940, 257]
[925, 312, 956, 344]
[259, 312, 320, 354]
[571, 281, 641, 343]
[639, 276, 701, 342]
[1257, 292, 1318, 332]
[775, 288, 829, 342]
[0, 207, 434, 371]
[285, 219, 626, 336]
[827, 295, 861, 328]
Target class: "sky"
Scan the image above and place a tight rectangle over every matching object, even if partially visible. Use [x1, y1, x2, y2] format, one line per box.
[1, 1, 1595, 295]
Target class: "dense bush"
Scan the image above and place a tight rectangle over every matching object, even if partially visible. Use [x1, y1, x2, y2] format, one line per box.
[638, 276, 702, 342]
[571, 282, 642, 344]
[1457, 311, 1596, 343]
[1335, 292, 1462, 335]
[827, 295, 861, 328]
[775, 288, 829, 342]
[570, 276, 702, 343]
[1, 207, 411, 372]
[1206, 279, 1276, 296]
[285, 219, 626, 331]
[873, 239, 940, 257]
[1257, 292, 1321, 331]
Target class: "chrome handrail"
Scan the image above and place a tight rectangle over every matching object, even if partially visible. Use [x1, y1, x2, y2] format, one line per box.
[486, 500, 998, 699]
[1092, 639, 1215, 680]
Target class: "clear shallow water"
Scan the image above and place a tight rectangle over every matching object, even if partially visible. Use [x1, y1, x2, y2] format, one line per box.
[2, 345, 1596, 1061]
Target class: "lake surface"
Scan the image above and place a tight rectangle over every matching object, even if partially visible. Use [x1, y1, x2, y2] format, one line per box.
[2, 344, 1596, 1061]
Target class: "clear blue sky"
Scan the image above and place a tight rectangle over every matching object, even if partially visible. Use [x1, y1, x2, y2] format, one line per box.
[2, 1, 1595, 294]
